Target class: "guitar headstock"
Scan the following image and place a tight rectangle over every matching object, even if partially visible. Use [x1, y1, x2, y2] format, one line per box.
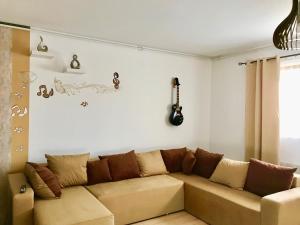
[173, 77, 180, 87]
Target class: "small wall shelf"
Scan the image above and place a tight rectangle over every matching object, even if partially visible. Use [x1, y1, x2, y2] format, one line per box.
[30, 50, 54, 59]
[63, 67, 86, 75]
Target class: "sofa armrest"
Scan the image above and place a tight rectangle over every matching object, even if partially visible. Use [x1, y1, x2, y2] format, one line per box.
[292, 174, 300, 188]
[261, 187, 300, 225]
[8, 173, 34, 225]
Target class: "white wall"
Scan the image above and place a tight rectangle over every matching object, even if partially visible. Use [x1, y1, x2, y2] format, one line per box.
[29, 31, 212, 162]
[210, 46, 300, 163]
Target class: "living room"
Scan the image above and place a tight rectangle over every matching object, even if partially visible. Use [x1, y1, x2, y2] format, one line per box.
[0, 1, 300, 225]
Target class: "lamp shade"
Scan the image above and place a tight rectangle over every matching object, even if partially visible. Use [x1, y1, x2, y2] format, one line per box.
[273, 0, 300, 50]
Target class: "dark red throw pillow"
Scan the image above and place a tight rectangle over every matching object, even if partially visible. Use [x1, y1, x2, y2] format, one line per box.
[244, 159, 297, 197]
[87, 159, 112, 185]
[99, 150, 140, 181]
[160, 147, 187, 172]
[193, 148, 223, 178]
[28, 162, 61, 198]
[182, 151, 196, 174]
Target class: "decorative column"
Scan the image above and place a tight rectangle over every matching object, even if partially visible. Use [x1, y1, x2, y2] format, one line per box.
[0, 26, 12, 225]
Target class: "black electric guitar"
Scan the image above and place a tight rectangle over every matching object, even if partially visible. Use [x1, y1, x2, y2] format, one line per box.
[169, 77, 184, 126]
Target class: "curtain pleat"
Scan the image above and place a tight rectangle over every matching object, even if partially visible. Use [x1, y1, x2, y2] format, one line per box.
[245, 57, 280, 164]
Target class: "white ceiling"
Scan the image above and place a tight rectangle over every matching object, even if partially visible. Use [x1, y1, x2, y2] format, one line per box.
[0, 0, 292, 57]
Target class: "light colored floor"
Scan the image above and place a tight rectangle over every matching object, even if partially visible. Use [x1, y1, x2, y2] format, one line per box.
[132, 211, 208, 225]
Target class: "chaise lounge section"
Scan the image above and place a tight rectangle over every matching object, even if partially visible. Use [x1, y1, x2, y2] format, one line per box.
[86, 175, 184, 225]
[170, 172, 300, 225]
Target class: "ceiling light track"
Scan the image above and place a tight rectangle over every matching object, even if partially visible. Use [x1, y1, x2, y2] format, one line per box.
[31, 27, 205, 58]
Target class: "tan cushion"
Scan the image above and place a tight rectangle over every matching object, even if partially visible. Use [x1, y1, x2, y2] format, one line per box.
[34, 186, 113, 225]
[46, 153, 90, 187]
[210, 158, 249, 189]
[136, 150, 168, 176]
[170, 173, 261, 225]
[86, 175, 184, 225]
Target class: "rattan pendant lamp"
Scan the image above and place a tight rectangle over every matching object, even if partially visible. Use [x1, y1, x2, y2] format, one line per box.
[273, 0, 300, 50]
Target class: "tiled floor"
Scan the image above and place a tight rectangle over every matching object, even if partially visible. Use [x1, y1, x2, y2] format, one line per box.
[132, 211, 208, 225]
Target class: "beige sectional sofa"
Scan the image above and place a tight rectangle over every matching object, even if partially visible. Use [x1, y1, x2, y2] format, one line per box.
[8, 170, 300, 225]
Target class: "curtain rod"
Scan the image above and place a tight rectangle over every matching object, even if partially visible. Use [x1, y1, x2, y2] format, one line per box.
[238, 53, 300, 65]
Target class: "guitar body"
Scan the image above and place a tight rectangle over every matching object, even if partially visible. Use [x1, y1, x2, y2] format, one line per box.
[169, 77, 184, 126]
[169, 104, 184, 126]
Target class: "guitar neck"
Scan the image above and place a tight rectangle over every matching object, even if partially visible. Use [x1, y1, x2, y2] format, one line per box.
[176, 85, 179, 106]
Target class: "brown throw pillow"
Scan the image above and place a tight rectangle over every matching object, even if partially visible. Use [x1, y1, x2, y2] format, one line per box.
[244, 159, 297, 197]
[193, 148, 224, 178]
[99, 150, 140, 181]
[182, 151, 196, 174]
[160, 147, 187, 172]
[25, 162, 61, 199]
[87, 159, 112, 185]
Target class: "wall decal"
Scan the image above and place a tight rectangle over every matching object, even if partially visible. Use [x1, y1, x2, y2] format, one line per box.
[18, 71, 38, 84]
[11, 105, 28, 117]
[37, 85, 54, 98]
[19, 81, 28, 89]
[15, 145, 24, 152]
[37, 36, 48, 52]
[70, 54, 81, 69]
[54, 78, 117, 95]
[17, 71, 38, 90]
[13, 92, 23, 99]
[13, 127, 24, 134]
[81, 101, 88, 107]
[113, 72, 120, 89]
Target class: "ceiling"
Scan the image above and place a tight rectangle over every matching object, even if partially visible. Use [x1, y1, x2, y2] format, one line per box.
[0, 0, 292, 57]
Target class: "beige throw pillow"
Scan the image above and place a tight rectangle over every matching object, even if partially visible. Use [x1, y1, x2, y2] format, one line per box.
[210, 158, 249, 189]
[46, 153, 90, 187]
[136, 150, 168, 177]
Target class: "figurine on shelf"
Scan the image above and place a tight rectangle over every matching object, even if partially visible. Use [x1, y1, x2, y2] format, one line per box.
[70, 54, 81, 69]
[37, 36, 48, 52]
[113, 72, 120, 89]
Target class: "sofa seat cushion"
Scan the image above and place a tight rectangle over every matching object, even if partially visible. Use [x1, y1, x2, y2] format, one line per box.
[34, 186, 113, 225]
[170, 173, 261, 225]
[86, 175, 184, 225]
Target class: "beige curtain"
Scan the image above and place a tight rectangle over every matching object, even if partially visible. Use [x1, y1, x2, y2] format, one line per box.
[245, 57, 280, 164]
[0, 27, 12, 225]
